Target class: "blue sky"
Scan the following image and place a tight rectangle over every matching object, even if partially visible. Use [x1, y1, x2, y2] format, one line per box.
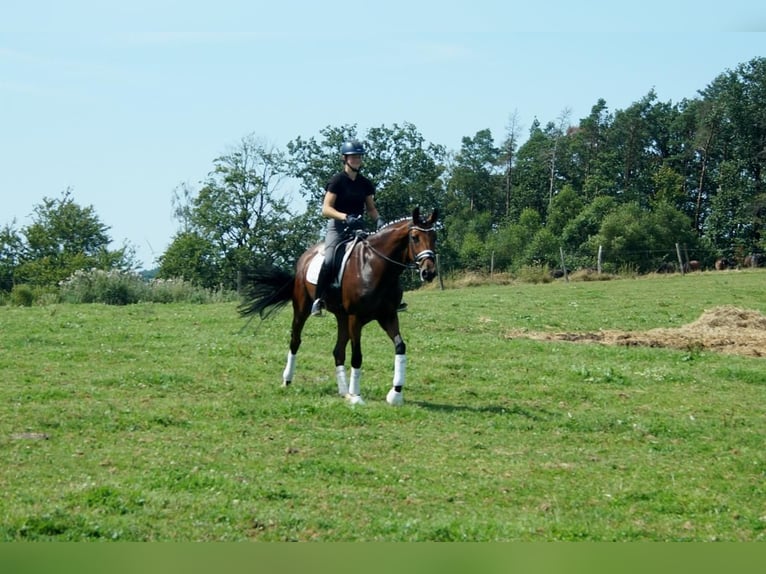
[1, 1, 764, 269]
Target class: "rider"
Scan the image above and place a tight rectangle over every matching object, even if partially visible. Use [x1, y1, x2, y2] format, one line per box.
[311, 139, 385, 317]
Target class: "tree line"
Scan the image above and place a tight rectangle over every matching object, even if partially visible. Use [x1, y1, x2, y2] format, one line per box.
[2, 57, 765, 297]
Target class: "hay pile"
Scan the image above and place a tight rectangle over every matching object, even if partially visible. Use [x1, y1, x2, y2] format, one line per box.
[505, 306, 766, 358]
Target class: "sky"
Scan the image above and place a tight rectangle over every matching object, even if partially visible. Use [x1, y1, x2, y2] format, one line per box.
[1, 1, 764, 269]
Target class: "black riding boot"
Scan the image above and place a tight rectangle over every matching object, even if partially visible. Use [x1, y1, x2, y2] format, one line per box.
[312, 261, 332, 317]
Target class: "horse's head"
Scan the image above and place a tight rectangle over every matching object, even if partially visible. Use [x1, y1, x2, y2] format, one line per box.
[408, 207, 439, 282]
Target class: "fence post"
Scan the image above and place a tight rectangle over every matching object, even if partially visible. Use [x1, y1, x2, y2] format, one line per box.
[675, 243, 685, 275]
[597, 245, 602, 275]
[436, 254, 444, 290]
[559, 247, 569, 283]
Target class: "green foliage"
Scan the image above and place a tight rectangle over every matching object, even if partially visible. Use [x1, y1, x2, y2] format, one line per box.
[8, 190, 136, 292]
[56, 268, 236, 305]
[9, 284, 35, 307]
[4, 57, 766, 297]
[287, 122, 447, 223]
[58, 269, 144, 304]
[524, 228, 560, 268]
[167, 136, 303, 290]
[157, 231, 221, 289]
[515, 264, 553, 283]
[587, 201, 697, 273]
[0, 222, 23, 292]
[446, 129, 503, 218]
[547, 184, 584, 235]
[363, 122, 447, 218]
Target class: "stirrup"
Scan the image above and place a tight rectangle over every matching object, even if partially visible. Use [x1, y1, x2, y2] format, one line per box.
[311, 299, 324, 317]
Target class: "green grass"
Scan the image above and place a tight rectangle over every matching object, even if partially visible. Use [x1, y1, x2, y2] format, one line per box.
[1, 270, 765, 541]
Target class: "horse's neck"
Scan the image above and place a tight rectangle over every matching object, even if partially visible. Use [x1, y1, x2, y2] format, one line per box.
[367, 226, 408, 264]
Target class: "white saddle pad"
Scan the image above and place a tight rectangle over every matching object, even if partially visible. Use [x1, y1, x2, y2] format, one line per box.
[306, 240, 358, 285]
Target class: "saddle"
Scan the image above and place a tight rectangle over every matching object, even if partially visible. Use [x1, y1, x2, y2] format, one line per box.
[306, 231, 366, 286]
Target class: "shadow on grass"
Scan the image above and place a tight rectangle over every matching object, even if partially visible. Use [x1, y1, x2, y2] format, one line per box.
[410, 400, 552, 420]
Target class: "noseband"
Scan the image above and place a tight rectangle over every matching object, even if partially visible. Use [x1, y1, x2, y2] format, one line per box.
[408, 224, 436, 272]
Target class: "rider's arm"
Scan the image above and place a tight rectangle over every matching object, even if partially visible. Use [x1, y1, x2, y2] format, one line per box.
[364, 195, 380, 222]
[321, 191, 348, 221]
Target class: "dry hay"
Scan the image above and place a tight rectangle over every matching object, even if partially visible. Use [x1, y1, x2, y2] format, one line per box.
[505, 305, 766, 358]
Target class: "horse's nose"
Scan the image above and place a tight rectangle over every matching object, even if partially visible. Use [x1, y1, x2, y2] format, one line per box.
[420, 264, 437, 282]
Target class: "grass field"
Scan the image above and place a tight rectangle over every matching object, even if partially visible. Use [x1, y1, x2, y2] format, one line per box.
[1, 270, 765, 541]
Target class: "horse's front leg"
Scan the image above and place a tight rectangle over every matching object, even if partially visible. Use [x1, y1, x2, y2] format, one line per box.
[378, 313, 406, 406]
[333, 314, 350, 397]
[346, 316, 365, 405]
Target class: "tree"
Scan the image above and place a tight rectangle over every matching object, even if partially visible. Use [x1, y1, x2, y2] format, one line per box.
[547, 184, 584, 237]
[156, 231, 220, 289]
[165, 135, 299, 289]
[0, 222, 23, 292]
[588, 201, 695, 273]
[561, 195, 617, 259]
[445, 129, 503, 218]
[511, 119, 555, 220]
[363, 122, 447, 219]
[567, 99, 614, 199]
[546, 108, 572, 212]
[288, 122, 446, 224]
[499, 110, 522, 218]
[698, 57, 766, 252]
[14, 189, 135, 288]
[488, 208, 543, 271]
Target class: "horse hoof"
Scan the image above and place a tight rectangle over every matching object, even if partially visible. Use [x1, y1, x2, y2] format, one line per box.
[386, 389, 404, 406]
[283, 380, 291, 387]
[346, 394, 365, 406]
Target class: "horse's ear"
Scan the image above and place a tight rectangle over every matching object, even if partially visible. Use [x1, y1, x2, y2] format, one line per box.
[412, 206, 421, 223]
[427, 208, 439, 225]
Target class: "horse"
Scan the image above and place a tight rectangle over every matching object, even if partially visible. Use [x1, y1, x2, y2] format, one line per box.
[238, 207, 439, 406]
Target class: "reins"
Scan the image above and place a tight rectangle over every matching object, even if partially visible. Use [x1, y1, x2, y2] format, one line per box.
[363, 223, 435, 270]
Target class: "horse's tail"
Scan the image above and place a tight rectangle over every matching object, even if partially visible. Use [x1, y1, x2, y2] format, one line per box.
[238, 265, 295, 320]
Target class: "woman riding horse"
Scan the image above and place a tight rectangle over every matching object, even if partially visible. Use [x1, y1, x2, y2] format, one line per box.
[239, 207, 438, 406]
[312, 140, 384, 317]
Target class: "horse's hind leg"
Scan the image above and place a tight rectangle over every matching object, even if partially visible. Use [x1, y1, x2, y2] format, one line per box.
[283, 300, 309, 386]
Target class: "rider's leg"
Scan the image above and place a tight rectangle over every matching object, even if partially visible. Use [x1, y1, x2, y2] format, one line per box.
[311, 260, 331, 316]
[312, 222, 342, 317]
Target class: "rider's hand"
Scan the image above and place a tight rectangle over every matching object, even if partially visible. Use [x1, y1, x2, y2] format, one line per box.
[345, 214, 363, 229]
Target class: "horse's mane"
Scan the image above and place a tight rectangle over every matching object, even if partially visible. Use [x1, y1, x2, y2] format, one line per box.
[370, 213, 433, 236]
[371, 216, 408, 235]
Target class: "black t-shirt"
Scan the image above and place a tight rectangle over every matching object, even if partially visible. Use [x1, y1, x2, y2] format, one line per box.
[326, 172, 375, 216]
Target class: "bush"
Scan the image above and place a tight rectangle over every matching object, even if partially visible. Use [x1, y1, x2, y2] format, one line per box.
[59, 269, 145, 304]
[568, 268, 617, 282]
[10, 284, 35, 307]
[57, 269, 238, 305]
[516, 265, 553, 284]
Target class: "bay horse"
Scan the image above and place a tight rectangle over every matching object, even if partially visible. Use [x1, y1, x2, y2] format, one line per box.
[239, 207, 438, 406]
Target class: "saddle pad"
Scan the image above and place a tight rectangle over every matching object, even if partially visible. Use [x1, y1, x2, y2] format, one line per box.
[306, 250, 323, 285]
[305, 239, 358, 285]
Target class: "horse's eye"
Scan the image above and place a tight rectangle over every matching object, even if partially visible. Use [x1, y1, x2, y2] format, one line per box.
[413, 235, 420, 244]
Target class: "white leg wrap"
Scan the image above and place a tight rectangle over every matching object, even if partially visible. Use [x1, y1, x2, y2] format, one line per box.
[336, 365, 348, 396]
[283, 352, 297, 385]
[393, 354, 407, 388]
[349, 367, 362, 396]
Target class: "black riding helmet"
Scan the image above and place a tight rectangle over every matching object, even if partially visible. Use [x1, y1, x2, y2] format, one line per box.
[341, 140, 365, 156]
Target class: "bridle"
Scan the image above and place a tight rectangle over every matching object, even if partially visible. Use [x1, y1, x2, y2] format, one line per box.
[408, 224, 436, 272]
[365, 223, 436, 280]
